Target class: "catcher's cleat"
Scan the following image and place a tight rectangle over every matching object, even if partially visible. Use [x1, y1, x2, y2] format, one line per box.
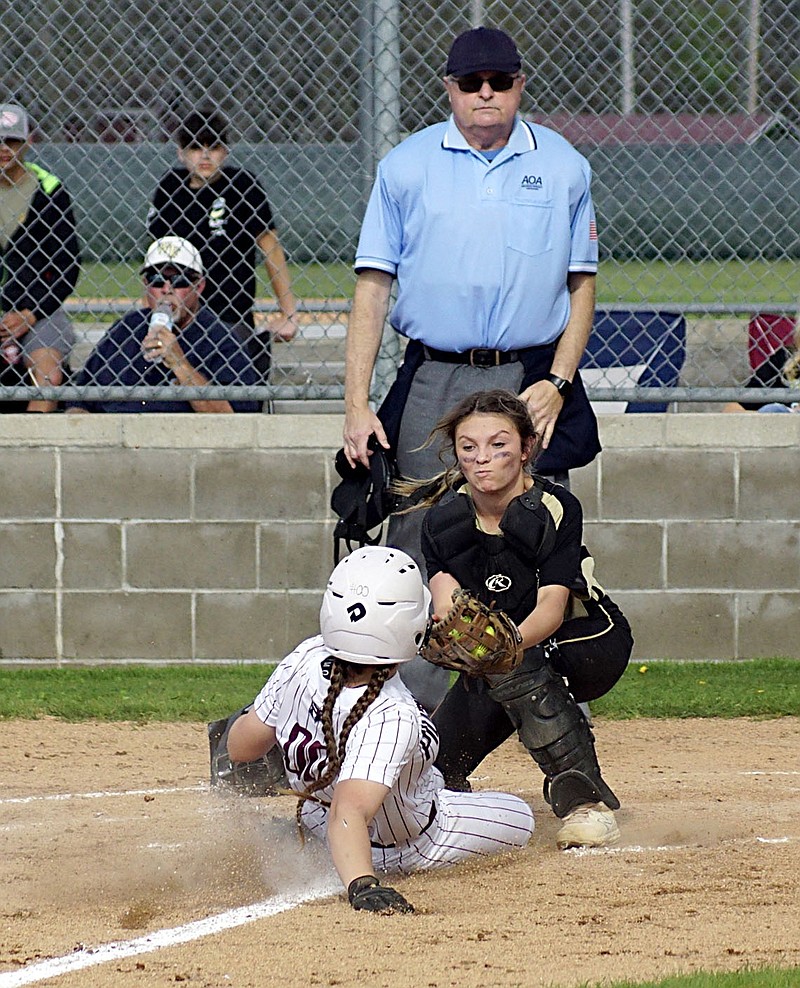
[555, 802, 620, 850]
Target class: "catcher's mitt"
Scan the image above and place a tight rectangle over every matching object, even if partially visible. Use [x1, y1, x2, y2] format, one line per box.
[421, 589, 523, 677]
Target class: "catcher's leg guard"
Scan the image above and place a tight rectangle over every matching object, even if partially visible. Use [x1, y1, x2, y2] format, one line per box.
[487, 650, 619, 818]
[433, 674, 517, 790]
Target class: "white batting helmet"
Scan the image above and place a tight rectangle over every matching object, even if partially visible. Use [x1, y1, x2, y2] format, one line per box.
[320, 546, 431, 664]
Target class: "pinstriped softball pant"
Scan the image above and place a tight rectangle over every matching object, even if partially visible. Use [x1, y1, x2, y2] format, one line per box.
[372, 789, 534, 875]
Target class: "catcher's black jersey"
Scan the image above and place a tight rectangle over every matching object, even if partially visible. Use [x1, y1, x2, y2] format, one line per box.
[421, 478, 582, 625]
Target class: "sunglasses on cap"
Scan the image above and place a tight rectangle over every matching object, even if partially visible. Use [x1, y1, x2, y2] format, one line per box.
[453, 73, 520, 93]
[143, 267, 199, 290]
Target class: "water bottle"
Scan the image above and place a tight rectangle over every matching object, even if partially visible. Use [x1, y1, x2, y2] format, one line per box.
[1, 338, 22, 365]
[143, 302, 173, 363]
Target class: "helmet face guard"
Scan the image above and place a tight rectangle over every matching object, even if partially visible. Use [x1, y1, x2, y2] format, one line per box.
[320, 547, 431, 664]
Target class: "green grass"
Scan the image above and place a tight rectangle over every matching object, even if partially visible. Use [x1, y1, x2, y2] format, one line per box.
[595, 258, 798, 307]
[0, 664, 275, 723]
[596, 970, 800, 987]
[2, 662, 797, 988]
[75, 259, 799, 308]
[0, 658, 797, 723]
[259, 262, 356, 300]
[590, 657, 800, 720]
[75, 261, 356, 302]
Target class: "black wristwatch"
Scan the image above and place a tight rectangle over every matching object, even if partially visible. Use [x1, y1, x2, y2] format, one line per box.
[546, 374, 573, 399]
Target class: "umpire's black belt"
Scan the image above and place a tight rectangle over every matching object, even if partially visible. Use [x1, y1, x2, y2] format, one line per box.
[370, 800, 437, 849]
[422, 344, 544, 367]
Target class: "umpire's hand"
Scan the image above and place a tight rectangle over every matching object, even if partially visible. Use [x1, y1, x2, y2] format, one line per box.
[343, 406, 389, 469]
[520, 378, 565, 450]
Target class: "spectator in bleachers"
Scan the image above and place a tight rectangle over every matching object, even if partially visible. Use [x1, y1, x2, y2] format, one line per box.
[723, 324, 800, 413]
[65, 237, 259, 414]
[0, 102, 80, 412]
[146, 108, 298, 399]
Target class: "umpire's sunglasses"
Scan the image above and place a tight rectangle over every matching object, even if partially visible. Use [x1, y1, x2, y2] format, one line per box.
[143, 267, 199, 290]
[453, 73, 520, 93]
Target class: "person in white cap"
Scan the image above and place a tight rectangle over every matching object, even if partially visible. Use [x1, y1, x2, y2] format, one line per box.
[147, 108, 298, 406]
[225, 546, 534, 915]
[0, 102, 81, 412]
[66, 236, 259, 413]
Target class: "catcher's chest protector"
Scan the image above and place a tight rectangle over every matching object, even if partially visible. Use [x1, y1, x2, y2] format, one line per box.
[425, 483, 557, 622]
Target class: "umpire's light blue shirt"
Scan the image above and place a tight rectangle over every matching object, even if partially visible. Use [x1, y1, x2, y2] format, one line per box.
[355, 115, 598, 351]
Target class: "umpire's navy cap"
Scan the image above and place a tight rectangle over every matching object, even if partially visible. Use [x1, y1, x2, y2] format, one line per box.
[445, 27, 522, 77]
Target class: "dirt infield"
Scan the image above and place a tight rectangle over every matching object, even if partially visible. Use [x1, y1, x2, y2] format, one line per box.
[2, 717, 799, 988]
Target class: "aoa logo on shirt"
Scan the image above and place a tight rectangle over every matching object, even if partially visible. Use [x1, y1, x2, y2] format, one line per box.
[485, 573, 512, 592]
[520, 175, 543, 191]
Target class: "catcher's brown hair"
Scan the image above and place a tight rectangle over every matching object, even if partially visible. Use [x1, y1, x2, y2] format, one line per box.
[393, 389, 543, 510]
[294, 659, 392, 838]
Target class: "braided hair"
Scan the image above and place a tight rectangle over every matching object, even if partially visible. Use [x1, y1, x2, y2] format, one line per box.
[295, 658, 392, 838]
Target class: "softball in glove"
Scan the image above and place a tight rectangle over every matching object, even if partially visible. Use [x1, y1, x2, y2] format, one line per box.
[421, 588, 523, 677]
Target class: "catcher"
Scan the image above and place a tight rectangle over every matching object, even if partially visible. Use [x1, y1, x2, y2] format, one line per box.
[404, 389, 632, 849]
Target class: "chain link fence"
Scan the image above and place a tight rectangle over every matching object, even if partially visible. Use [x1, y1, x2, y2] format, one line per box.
[1, 0, 798, 412]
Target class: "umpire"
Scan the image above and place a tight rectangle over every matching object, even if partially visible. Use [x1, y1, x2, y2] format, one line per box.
[342, 26, 601, 709]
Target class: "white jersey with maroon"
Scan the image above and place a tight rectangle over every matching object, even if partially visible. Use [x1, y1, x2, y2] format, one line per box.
[252, 635, 534, 872]
[253, 635, 441, 846]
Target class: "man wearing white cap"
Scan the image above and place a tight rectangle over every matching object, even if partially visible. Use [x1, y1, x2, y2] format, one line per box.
[66, 236, 259, 413]
[0, 102, 81, 412]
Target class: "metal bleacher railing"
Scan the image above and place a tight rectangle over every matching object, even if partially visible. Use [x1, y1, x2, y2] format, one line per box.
[3, 299, 799, 410]
[1, 0, 798, 412]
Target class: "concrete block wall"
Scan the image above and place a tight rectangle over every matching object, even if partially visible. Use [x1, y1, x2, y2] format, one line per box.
[1, 413, 799, 665]
[570, 415, 800, 661]
[0, 416, 339, 665]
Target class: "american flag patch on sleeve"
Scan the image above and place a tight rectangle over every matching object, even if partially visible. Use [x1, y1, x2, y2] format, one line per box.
[589, 221, 598, 241]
